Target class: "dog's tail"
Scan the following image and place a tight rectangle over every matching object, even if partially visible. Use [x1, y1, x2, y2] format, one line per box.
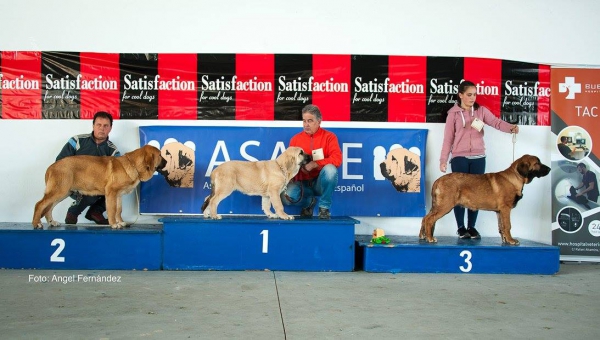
[200, 195, 211, 212]
[201, 177, 216, 213]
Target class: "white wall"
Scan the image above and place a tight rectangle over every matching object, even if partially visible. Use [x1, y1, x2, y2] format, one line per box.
[2, 0, 599, 244]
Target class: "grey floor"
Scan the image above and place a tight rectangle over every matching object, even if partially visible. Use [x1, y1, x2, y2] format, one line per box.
[1, 263, 599, 340]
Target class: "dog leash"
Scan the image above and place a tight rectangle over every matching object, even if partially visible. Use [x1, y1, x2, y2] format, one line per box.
[512, 131, 517, 162]
[127, 188, 141, 227]
[509, 123, 518, 162]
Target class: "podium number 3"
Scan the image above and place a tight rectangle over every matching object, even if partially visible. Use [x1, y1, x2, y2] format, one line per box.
[260, 230, 269, 253]
[50, 238, 65, 262]
[459, 250, 472, 272]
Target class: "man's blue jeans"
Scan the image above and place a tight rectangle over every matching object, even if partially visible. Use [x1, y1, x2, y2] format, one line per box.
[281, 164, 338, 210]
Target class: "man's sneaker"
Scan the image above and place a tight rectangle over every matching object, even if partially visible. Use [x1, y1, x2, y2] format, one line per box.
[300, 198, 317, 217]
[457, 226, 471, 239]
[318, 207, 331, 220]
[65, 212, 78, 224]
[467, 227, 481, 239]
[85, 210, 109, 225]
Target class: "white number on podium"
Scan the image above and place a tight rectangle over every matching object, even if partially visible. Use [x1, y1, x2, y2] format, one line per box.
[50, 238, 66, 263]
[459, 250, 472, 273]
[260, 230, 269, 254]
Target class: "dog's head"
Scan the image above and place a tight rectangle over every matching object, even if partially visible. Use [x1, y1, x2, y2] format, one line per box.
[278, 147, 310, 175]
[379, 147, 421, 192]
[156, 140, 196, 188]
[127, 145, 167, 182]
[515, 155, 551, 183]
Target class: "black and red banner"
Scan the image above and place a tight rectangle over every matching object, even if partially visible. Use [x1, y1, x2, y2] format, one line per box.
[0, 51, 551, 125]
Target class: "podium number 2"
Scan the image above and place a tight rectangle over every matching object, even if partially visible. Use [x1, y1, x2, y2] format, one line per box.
[459, 250, 472, 272]
[260, 230, 269, 253]
[50, 238, 65, 262]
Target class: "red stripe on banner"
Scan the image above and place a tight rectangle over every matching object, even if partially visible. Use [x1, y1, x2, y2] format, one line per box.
[158, 54, 198, 120]
[464, 57, 502, 117]
[80, 52, 120, 120]
[537, 64, 550, 126]
[312, 54, 351, 121]
[388, 56, 427, 122]
[1, 51, 42, 119]
[235, 54, 274, 120]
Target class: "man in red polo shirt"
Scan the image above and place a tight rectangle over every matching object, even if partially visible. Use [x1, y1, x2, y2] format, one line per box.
[281, 104, 342, 219]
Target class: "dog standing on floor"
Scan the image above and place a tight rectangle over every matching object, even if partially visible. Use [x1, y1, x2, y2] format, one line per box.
[420, 154, 550, 245]
[201, 146, 310, 220]
[32, 145, 167, 230]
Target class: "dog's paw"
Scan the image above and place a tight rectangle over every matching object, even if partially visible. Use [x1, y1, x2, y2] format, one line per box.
[503, 238, 520, 246]
[117, 221, 127, 228]
[426, 237, 438, 243]
[33, 223, 44, 230]
[49, 220, 60, 227]
[211, 214, 222, 220]
[266, 213, 278, 219]
[279, 214, 294, 220]
[111, 223, 123, 229]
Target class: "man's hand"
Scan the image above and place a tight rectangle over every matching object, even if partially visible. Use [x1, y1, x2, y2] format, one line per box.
[302, 161, 319, 173]
[440, 162, 447, 173]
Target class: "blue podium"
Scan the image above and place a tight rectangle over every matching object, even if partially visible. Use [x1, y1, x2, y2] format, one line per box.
[357, 235, 560, 274]
[0, 223, 162, 270]
[160, 216, 359, 271]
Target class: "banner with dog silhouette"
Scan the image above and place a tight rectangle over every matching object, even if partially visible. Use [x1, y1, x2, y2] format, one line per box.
[551, 67, 600, 261]
[138, 126, 427, 217]
[1, 51, 549, 125]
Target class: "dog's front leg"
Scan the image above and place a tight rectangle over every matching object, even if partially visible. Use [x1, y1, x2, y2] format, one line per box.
[496, 212, 504, 240]
[269, 192, 293, 220]
[499, 209, 519, 245]
[115, 195, 127, 228]
[261, 197, 278, 219]
[105, 192, 121, 229]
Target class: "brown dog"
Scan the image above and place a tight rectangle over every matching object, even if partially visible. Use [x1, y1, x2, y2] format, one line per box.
[419, 155, 550, 245]
[32, 145, 167, 229]
[201, 146, 310, 220]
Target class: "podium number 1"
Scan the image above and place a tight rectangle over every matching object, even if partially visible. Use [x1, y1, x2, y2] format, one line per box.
[50, 238, 66, 262]
[260, 230, 269, 253]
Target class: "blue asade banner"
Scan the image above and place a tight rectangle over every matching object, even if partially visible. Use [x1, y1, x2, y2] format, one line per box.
[139, 126, 428, 217]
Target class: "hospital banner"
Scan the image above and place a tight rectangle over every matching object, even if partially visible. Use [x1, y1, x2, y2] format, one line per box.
[551, 67, 600, 261]
[138, 126, 427, 217]
[1, 51, 549, 125]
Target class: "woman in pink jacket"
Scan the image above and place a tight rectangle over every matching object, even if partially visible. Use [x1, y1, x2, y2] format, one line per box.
[439, 80, 519, 239]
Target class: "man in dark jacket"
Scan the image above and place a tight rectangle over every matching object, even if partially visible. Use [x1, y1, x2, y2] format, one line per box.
[56, 111, 120, 224]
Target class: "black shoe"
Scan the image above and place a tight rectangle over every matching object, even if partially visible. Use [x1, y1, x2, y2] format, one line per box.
[467, 227, 481, 239]
[85, 210, 109, 225]
[301, 198, 317, 217]
[65, 212, 78, 224]
[318, 207, 331, 220]
[457, 226, 470, 239]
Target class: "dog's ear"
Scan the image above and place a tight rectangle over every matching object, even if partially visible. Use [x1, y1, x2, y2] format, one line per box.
[517, 160, 530, 178]
[286, 150, 298, 171]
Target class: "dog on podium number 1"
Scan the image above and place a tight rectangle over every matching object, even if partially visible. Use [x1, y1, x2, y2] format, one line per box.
[419, 155, 550, 245]
[201, 146, 310, 220]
